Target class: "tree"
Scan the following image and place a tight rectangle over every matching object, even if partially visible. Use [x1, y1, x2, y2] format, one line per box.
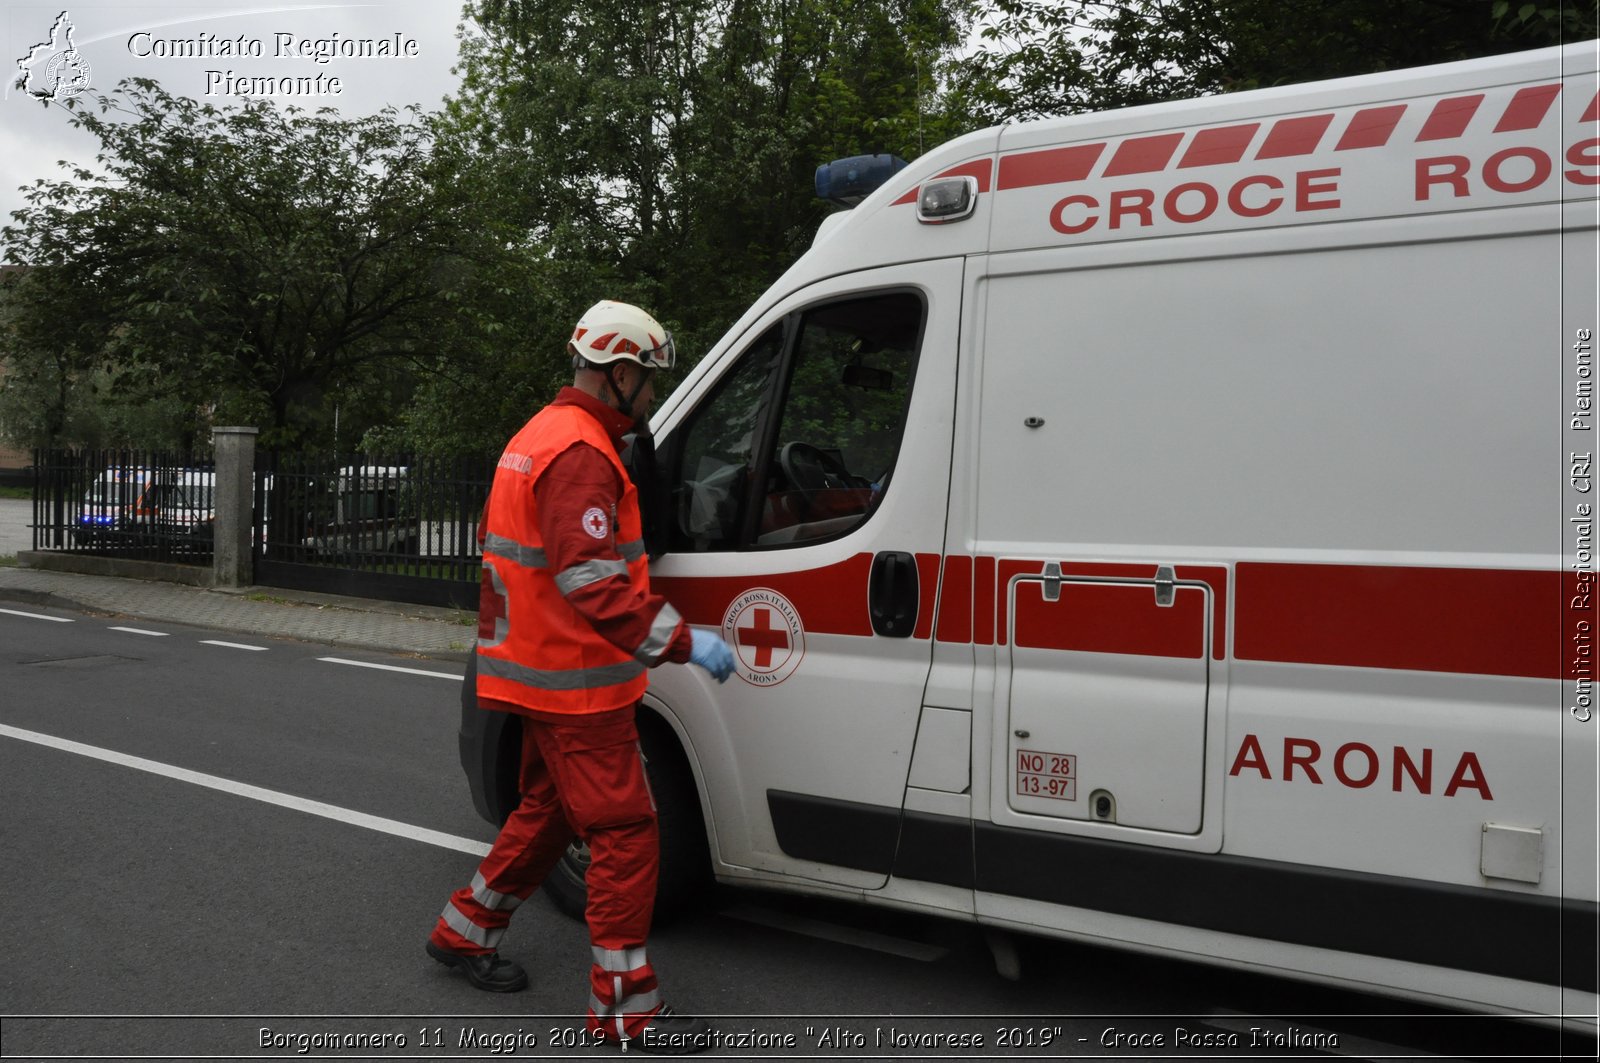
[390, 0, 977, 453]
[1, 79, 469, 450]
[954, 0, 1599, 122]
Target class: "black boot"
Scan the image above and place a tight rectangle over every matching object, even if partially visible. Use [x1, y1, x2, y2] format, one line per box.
[630, 1005, 713, 1055]
[426, 941, 528, 992]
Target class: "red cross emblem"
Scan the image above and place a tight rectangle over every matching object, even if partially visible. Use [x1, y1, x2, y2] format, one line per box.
[736, 607, 790, 668]
[722, 588, 806, 685]
[582, 506, 609, 540]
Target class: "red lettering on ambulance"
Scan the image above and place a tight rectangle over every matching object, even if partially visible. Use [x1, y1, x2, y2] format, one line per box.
[1109, 188, 1155, 229]
[1227, 175, 1284, 217]
[1229, 733, 1272, 779]
[1164, 181, 1219, 223]
[1333, 742, 1380, 788]
[1228, 736, 1489, 798]
[1482, 147, 1552, 193]
[1283, 738, 1323, 783]
[1416, 156, 1471, 200]
[1567, 139, 1600, 186]
[1392, 746, 1432, 794]
[1295, 168, 1341, 211]
[1443, 751, 1494, 799]
[1049, 195, 1098, 234]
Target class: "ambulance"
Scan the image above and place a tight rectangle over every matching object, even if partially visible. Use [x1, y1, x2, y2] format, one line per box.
[461, 41, 1600, 1023]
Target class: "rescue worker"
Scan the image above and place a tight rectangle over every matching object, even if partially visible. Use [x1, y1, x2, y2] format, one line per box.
[426, 300, 736, 1054]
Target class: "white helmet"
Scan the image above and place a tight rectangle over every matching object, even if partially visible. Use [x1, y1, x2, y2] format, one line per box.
[567, 300, 675, 370]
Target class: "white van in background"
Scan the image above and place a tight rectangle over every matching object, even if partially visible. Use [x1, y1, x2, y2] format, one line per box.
[462, 42, 1599, 1024]
[300, 465, 415, 559]
[77, 466, 214, 550]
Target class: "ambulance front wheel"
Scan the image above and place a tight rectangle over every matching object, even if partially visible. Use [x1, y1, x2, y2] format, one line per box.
[542, 711, 711, 924]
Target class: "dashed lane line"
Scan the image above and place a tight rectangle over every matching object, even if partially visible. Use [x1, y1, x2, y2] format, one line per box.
[108, 626, 169, 637]
[199, 639, 269, 651]
[0, 607, 73, 623]
[0, 723, 492, 858]
[318, 657, 463, 681]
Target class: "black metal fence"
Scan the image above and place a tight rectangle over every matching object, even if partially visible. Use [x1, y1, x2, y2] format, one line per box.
[252, 452, 492, 608]
[31, 449, 218, 563]
[30, 448, 494, 609]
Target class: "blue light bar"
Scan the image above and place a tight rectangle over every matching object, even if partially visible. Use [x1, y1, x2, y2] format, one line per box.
[815, 154, 908, 208]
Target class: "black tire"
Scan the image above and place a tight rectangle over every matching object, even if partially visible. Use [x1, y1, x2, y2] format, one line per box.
[541, 711, 711, 924]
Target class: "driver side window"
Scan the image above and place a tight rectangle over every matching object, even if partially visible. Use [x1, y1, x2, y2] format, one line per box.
[667, 290, 923, 552]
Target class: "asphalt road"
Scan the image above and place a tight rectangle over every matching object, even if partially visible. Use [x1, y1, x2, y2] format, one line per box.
[0, 601, 1590, 1062]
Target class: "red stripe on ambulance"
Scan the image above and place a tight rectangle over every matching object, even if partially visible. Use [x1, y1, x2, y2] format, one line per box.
[1417, 94, 1485, 140]
[1236, 562, 1562, 680]
[1257, 114, 1335, 158]
[1495, 84, 1563, 131]
[1104, 133, 1185, 176]
[654, 553, 876, 636]
[913, 552, 941, 640]
[665, 557, 1571, 680]
[1179, 124, 1259, 167]
[1335, 105, 1407, 150]
[997, 143, 1105, 189]
[915, 81, 1582, 209]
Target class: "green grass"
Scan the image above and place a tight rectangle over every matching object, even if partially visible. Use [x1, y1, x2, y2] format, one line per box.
[0, 555, 18, 567]
[0, 486, 31, 500]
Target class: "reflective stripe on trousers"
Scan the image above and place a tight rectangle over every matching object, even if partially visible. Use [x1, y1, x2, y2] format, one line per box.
[439, 900, 505, 950]
[587, 945, 661, 1044]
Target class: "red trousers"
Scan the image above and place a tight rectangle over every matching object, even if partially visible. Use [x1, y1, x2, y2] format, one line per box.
[431, 708, 663, 1039]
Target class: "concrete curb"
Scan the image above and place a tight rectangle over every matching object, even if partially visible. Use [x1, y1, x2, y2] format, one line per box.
[1, 556, 477, 663]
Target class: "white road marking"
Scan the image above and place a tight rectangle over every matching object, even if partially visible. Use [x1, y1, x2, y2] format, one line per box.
[108, 626, 169, 637]
[199, 640, 268, 651]
[0, 724, 492, 858]
[720, 902, 948, 962]
[318, 657, 463, 681]
[0, 608, 72, 623]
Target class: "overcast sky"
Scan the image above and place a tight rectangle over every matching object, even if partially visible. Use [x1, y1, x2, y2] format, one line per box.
[1, 2, 470, 234]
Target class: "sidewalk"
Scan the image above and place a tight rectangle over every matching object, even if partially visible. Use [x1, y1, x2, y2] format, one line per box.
[0, 559, 478, 661]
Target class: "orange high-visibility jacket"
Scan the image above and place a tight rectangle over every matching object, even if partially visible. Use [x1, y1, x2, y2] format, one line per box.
[475, 405, 677, 714]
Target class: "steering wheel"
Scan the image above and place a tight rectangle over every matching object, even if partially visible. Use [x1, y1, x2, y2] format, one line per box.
[778, 441, 861, 513]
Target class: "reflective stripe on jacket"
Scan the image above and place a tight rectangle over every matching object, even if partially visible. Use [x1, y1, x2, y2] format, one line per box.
[476, 404, 666, 714]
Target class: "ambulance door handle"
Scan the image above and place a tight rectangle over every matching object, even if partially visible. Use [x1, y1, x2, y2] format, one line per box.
[869, 550, 919, 638]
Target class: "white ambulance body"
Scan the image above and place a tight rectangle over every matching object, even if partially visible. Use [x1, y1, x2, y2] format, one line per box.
[482, 42, 1600, 1021]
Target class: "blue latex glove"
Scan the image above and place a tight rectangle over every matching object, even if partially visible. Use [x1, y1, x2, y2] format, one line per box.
[689, 629, 735, 683]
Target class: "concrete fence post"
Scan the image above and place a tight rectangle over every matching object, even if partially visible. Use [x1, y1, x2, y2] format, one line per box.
[212, 426, 259, 589]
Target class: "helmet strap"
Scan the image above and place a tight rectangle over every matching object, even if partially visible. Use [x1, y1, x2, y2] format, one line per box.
[603, 363, 650, 422]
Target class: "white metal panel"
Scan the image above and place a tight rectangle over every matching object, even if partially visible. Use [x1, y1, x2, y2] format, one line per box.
[907, 707, 972, 793]
[976, 229, 1555, 559]
[1005, 583, 1210, 832]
